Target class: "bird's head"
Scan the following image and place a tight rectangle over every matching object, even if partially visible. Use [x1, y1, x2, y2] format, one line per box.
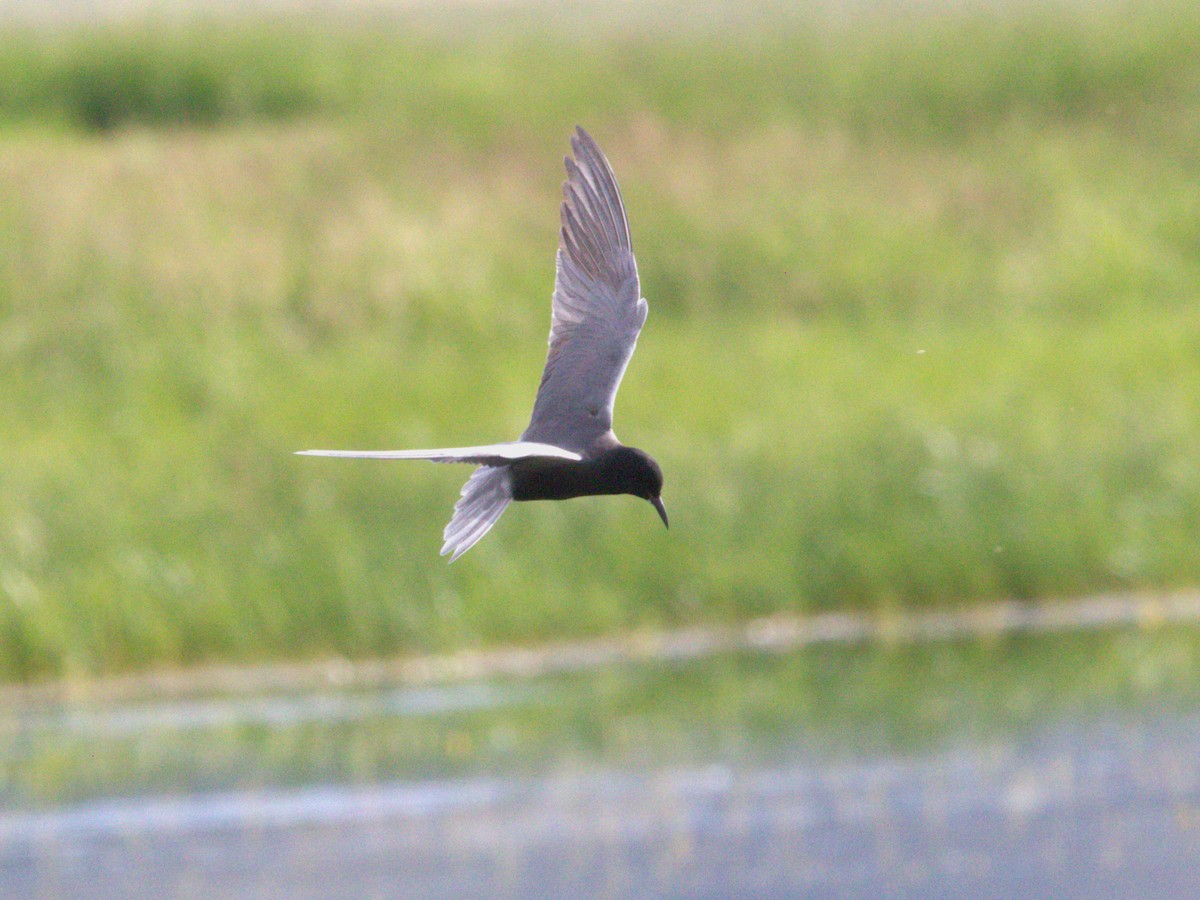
[611, 446, 668, 528]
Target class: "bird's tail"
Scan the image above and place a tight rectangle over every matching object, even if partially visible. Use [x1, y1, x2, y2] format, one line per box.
[441, 466, 512, 562]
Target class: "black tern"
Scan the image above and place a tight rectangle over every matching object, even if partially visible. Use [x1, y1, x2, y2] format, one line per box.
[299, 127, 666, 561]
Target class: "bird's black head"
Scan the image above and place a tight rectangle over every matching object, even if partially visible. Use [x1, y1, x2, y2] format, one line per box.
[608, 446, 668, 528]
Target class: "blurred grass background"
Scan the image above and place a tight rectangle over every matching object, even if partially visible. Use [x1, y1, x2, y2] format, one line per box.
[1, 0, 1198, 682]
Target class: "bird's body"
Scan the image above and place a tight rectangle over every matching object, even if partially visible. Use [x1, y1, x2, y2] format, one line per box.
[510, 443, 663, 504]
[299, 127, 666, 561]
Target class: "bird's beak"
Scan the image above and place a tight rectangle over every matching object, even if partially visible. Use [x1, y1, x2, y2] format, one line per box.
[650, 495, 669, 528]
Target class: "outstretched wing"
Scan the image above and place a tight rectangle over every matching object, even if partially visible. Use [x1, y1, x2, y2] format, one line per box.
[297, 442, 580, 561]
[522, 126, 647, 452]
[296, 441, 581, 467]
[441, 466, 511, 562]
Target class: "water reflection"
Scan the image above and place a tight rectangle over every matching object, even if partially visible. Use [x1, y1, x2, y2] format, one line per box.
[6, 682, 536, 739]
[2, 617, 1200, 896]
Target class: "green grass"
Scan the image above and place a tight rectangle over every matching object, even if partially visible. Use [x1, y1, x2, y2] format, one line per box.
[1, 2, 1199, 681]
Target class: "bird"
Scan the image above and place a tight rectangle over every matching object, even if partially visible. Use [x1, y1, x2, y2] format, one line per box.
[298, 127, 666, 561]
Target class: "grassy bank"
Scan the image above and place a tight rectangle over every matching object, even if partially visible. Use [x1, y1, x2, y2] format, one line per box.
[1, 2, 1199, 681]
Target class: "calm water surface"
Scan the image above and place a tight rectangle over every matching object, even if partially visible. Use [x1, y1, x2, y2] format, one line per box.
[3, 619, 1200, 897]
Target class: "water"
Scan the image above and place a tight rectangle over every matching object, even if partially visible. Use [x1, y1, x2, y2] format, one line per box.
[3, 614, 1200, 897]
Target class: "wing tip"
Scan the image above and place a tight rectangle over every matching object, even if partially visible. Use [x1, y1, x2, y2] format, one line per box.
[560, 125, 634, 270]
[567, 125, 599, 167]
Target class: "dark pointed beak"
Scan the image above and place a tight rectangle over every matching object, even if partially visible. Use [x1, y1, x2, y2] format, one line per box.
[650, 495, 669, 528]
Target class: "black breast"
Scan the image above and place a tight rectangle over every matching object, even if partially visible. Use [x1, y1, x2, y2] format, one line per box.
[510, 445, 661, 503]
[510, 457, 612, 501]
[516, 445, 659, 501]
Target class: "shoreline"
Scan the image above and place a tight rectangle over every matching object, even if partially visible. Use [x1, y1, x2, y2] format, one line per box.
[5, 588, 1197, 706]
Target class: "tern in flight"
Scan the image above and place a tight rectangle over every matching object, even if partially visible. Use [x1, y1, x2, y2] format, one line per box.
[299, 127, 666, 561]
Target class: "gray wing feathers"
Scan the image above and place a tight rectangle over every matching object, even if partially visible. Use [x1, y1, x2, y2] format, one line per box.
[524, 127, 646, 450]
[441, 466, 511, 562]
[296, 442, 580, 466]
